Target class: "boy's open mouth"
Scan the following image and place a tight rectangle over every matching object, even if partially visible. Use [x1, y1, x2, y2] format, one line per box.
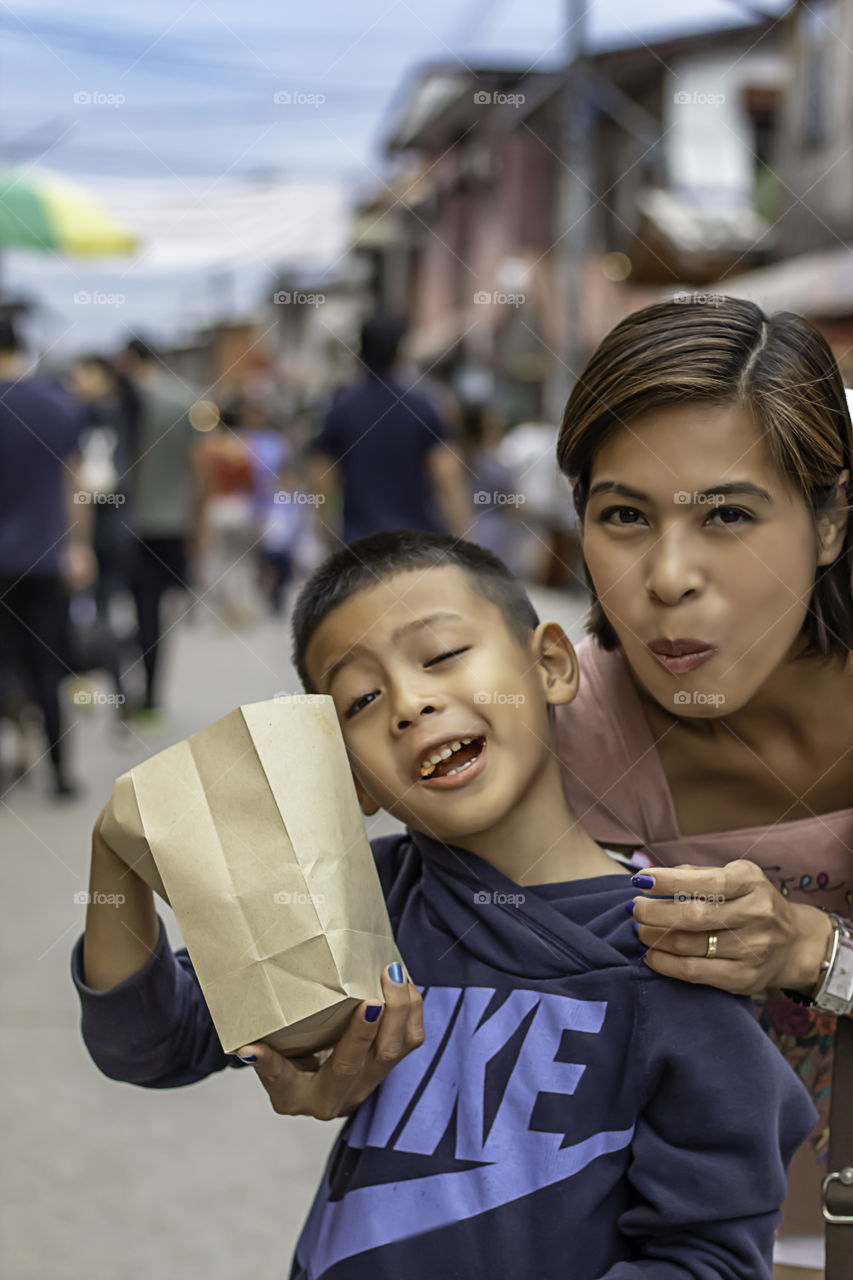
[419, 735, 485, 781]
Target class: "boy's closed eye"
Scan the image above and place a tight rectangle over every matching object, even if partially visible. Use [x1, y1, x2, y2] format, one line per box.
[344, 647, 471, 719]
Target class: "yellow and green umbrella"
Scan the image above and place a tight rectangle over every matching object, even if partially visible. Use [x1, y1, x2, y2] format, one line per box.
[0, 169, 137, 257]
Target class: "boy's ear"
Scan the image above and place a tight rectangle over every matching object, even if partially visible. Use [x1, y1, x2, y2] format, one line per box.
[816, 469, 849, 565]
[532, 621, 580, 706]
[352, 773, 380, 816]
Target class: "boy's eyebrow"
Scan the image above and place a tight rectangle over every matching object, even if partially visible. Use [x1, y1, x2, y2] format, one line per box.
[588, 480, 773, 503]
[321, 611, 465, 687]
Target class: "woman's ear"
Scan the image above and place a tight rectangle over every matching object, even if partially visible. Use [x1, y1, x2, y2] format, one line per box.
[816, 469, 850, 565]
[532, 622, 580, 706]
[352, 774, 380, 816]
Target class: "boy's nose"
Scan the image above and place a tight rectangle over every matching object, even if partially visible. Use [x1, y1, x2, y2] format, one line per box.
[395, 702, 436, 731]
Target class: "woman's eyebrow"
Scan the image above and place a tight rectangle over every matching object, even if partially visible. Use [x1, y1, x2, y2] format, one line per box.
[588, 480, 773, 503]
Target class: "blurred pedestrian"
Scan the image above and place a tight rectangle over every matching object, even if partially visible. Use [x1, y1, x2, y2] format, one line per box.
[238, 398, 300, 614]
[496, 420, 582, 589]
[460, 401, 522, 571]
[118, 338, 201, 720]
[0, 317, 93, 797]
[195, 406, 259, 628]
[307, 314, 471, 545]
[68, 354, 140, 619]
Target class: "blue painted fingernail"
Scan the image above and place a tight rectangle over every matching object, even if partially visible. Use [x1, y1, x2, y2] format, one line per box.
[638, 944, 648, 956]
[631, 873, 655, 889]
[388, 962, 404, 984]
[238, 1055, 257, 1062]
[624, 899, 635, 915]
[631, 920, 641, 936]
[364, 1004, 382, 1022]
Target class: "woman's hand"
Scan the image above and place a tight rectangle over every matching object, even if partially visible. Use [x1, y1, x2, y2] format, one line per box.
[233, 962, 424, 1121]
[631, 859, 835, 996]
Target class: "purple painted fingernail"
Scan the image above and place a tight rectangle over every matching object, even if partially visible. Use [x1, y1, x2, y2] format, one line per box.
[364, 1004, 382, 1023]
[638, 944, 648, 956]
[624, 899, 635, 915]
[238, 1055, 257, 1063]
[631, 873, 655, 889]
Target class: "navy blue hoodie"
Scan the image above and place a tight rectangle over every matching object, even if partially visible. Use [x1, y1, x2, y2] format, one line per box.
[71, 829, 815, 1279]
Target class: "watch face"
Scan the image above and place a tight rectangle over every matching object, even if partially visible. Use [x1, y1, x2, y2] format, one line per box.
[826, 935, 853, 1013]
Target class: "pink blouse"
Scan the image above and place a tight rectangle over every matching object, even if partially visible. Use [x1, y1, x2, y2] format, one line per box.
[556, 636, 853, 1238]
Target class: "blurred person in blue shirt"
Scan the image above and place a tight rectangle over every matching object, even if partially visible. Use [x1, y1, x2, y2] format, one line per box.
[0, 317, 93, 797]
[308, 314, 471, 546]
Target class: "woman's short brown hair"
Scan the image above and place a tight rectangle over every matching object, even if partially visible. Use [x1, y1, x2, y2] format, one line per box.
[557, 296, 853, 659]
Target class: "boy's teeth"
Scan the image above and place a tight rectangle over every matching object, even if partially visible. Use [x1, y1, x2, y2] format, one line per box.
[419, 735, 482, 777]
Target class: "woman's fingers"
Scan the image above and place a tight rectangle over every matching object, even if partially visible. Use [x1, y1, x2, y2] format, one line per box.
[641, 947, 756, 992]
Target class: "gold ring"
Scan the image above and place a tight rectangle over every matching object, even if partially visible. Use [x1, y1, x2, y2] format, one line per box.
[705, 933, 718, 958]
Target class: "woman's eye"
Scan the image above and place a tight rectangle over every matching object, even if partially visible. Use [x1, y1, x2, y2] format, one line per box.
[599, 505, 646, 526]
[707, 505, 754, 527]
[424, 647, 470, 668]
[345, 690, 379, 718]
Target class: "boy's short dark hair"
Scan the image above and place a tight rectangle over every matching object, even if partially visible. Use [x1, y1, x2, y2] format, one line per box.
[292, 531, 540, 691]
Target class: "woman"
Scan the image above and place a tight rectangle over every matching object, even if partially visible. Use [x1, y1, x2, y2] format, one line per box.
[554, 296, 852, 1280]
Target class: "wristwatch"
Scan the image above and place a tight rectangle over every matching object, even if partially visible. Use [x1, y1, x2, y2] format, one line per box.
[785, 914, 853, 1017]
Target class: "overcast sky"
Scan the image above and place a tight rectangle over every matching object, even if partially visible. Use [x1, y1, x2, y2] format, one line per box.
[0, 0, 790, 355]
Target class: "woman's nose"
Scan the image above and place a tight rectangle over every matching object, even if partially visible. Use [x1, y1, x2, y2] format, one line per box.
[644, 534, 705, 605]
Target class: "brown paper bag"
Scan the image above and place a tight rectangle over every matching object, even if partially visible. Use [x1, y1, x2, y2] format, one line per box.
[100, 695, 401, 1056]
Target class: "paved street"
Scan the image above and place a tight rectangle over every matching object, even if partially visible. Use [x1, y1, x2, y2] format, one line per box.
[1, 583, 589, 1280]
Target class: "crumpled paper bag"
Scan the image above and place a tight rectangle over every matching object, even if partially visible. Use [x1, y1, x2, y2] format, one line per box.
[99, 696, 401, 1056]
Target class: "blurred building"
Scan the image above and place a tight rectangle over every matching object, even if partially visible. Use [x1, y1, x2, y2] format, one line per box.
[355, 3, 853, 412]
[722, 0, 853, 376]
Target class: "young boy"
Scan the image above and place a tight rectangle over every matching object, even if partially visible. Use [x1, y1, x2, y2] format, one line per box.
[72, 531, 815, 1279]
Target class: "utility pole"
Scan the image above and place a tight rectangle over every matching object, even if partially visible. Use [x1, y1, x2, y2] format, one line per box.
[545, 0, 591, 424]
